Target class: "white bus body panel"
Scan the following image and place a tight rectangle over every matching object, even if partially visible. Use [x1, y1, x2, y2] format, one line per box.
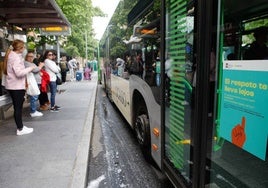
[110, 74, 162, 168]
[111, 74, 132, 125]
[129, 75, 161, 168]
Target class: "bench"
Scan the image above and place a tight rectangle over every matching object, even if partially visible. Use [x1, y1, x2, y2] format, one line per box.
[0, 94, 12, 120]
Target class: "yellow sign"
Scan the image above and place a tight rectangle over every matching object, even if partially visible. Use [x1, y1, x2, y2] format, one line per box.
[40, 26, 71, 36]
[140, 28, 157, 35]
[134, 27, 157, 36]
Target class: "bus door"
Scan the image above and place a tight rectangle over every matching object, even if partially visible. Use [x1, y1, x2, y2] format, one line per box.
[206, 0, 268, 187]
[163, 0, 196, 187]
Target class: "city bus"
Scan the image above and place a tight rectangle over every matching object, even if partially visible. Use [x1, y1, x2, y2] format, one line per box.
[101, 0, 268, 187]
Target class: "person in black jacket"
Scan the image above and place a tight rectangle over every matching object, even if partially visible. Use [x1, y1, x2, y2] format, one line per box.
[244, 26, 268, 60]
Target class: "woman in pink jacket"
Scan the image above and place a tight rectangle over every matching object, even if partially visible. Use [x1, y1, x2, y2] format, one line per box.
[3, 39, 35, 136]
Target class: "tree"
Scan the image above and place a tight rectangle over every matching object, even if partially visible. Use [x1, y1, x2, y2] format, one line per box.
[100, 0, 139, 60]
[26, 0, 105, 59]
[65, 45, 80, 57]
[100, 0, 160, 61]
[27, 28, 61, 53]
[243, 18, 268, 45]
[56, 0, 105, 59]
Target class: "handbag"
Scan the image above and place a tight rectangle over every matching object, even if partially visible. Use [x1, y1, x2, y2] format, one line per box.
[26, 72, 40, 96]
[56, 73, 62, 85]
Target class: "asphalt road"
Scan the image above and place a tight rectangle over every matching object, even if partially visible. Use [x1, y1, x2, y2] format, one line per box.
[87, 85, 174, 188]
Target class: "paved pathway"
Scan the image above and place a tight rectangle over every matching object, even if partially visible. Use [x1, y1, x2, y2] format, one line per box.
[0, 72, 98, 188]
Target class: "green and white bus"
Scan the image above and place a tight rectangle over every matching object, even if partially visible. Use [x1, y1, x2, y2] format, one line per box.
[101, 0, 268, 187]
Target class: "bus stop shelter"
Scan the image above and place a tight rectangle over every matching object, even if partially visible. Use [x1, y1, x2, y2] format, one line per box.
[0, 0, 71, 120]
[0, 0, 71, 67]
[0, 0, 70, 29]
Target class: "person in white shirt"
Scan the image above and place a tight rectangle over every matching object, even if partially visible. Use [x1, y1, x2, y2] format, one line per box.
[67, 58, 77, 80]
[116, 58, 125, 76]
[43, 50, 61, 112]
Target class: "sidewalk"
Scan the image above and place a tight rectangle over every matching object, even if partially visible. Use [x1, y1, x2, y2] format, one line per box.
[0, 72, 98, 188]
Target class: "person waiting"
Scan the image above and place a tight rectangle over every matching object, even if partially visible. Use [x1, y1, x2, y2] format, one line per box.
[24, 51, 44, 117]
[244, 26, 268, 60]
[3, 40, 35, 135]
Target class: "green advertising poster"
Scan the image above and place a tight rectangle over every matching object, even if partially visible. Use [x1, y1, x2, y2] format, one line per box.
[220, 60, 268, 160]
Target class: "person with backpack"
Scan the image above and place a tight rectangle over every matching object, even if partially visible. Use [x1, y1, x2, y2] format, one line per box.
[59, 55, 68, 83]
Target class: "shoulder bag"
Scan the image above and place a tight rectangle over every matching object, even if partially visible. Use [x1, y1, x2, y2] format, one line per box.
[26, 72, 40, 96]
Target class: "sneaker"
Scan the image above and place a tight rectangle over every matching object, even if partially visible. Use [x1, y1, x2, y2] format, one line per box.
[23, 126, 33, 131]
[50, 107, 59, 112]
[40, 105, 49, 111]
[17, 126, 33, 136]
[30, 111, 43, 117]
[54, 105, 61, 110]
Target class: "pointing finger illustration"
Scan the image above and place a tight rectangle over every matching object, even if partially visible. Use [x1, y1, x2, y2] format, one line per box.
[231, 116, 246, 148]
[241, 116, 246, 129]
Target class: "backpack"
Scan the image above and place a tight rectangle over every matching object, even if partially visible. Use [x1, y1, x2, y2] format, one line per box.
[60, 61, 68, 71]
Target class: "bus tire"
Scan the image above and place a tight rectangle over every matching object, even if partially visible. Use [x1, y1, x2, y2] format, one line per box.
[134, 114, 152, 162]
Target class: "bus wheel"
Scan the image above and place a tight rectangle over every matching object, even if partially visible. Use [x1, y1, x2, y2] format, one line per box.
[135, 114, 151, 159]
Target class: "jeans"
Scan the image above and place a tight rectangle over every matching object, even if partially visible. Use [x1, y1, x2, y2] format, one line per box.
[30, 95, 39, 113]
[49, 81, 57, 107]
[8, 90, 25, 130]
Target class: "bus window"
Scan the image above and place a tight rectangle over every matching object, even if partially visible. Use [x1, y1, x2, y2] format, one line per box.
[243, 25, 268, 60]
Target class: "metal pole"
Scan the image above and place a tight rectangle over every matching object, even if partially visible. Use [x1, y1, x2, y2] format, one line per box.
[85, 30, 88, 61]
[56, 36, 60, 64]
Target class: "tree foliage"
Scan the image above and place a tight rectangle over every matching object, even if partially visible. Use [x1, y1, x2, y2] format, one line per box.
[99, 0, 139, 60]
[55, 0, 105, 58]
[65, 45, 79, 57]
[27, 28, 62, 53]
[26, 0, 105, 59]
[243, 18, 268, 44]
[99, 0, 160, 61]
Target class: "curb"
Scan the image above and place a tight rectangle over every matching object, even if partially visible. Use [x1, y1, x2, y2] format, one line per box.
[69, 80, 98, 188]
